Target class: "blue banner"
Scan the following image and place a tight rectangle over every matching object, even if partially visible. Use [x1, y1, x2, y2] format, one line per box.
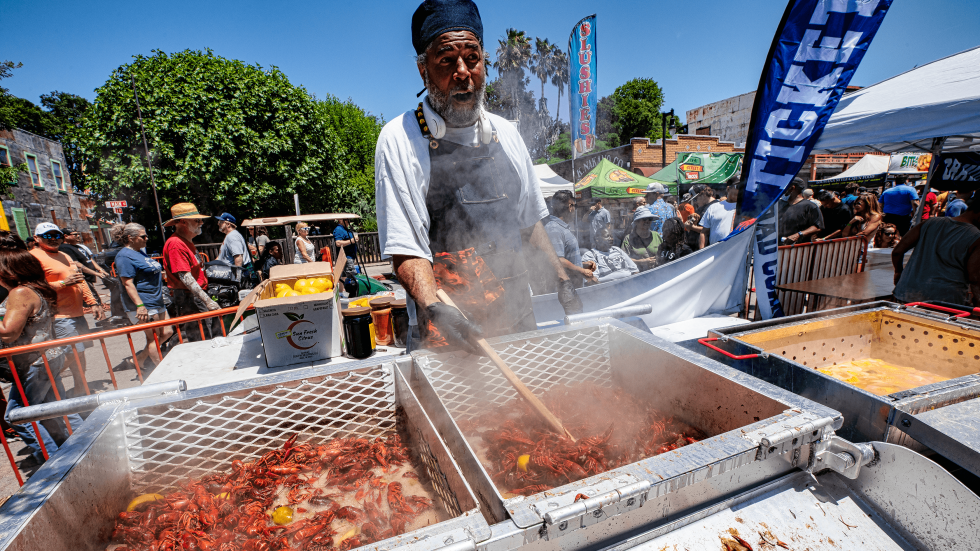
[569, 14, 597, 160]
[733, 0, 892, 318]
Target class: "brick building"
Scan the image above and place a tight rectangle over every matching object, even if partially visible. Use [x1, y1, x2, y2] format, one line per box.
[685, 91, 756, 146]
[0, 128, 96, 247]
[630, 134, 745, 175]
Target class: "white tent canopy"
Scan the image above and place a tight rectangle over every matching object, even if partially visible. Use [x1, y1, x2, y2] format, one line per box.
[533, 163, 574, 194]
[812, 45, 980, 155]
[812, 154, 888, 184]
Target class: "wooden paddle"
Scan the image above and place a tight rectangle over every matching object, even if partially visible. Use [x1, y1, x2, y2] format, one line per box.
[435, 289, 576, 442]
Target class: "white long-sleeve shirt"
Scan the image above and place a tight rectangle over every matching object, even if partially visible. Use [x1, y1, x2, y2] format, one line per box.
[374, 110, 548, 262]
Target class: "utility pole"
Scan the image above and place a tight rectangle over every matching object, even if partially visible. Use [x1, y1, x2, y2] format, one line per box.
[131, 74, 167, 245]
[661, 108, 674, 170]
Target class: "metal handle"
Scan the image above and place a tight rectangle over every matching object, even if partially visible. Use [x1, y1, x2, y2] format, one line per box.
[697, 338, 759, 360]
[903, 302, 973, 318]
[8, 380, 186, 425]
[563, 304, 653, 325]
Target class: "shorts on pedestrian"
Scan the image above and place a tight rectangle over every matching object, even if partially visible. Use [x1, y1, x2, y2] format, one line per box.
[54, 316, 91, 352]
[125, 307, 167, 325]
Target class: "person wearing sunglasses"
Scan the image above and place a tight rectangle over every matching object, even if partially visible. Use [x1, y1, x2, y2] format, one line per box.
[116, 223, 173, 367]
[29, 222, 104, 395]
[58, 227, 108, 311]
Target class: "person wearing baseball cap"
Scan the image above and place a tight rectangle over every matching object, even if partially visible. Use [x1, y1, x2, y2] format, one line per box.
[215, 212, 247, 267]
[644, 182, 674, 236]
[161, 203, 219, 342]
[621, 207, 662, 272]
[30, 222, 104, 390]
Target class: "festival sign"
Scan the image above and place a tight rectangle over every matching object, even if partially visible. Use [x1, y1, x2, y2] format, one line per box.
[929, 152, 980, 191]
[732, 0, 893, 319]
[569, 14, 597, 159]
[888, 152, 931, 174]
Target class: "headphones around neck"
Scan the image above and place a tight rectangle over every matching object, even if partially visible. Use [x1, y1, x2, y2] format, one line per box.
[420, 96, 492, 145]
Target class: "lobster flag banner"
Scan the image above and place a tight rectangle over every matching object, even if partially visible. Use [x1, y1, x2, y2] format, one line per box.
[732, 0, 892, 319]
[569, 14, 597, 159]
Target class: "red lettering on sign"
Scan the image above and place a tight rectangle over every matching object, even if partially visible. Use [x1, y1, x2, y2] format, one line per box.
[580, 66, 590, 79]
[579, 80, 592, 94]
[578, 51, 592, 65]
[580, 22, 591, 37]
[580, 108, 590, 121]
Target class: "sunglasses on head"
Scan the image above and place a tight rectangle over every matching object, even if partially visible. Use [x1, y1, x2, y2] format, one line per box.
[39, 232, 63, 240]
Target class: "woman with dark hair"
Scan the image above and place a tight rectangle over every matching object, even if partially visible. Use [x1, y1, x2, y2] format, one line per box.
[657, 218, 694, 265]
[257, 242, 283, 280]
[0, 231, 78, 465]
[843, 193, 883, 241]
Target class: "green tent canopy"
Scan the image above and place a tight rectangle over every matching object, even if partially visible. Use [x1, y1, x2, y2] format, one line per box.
[574, 158, 673, 198]
[648, 152, 743, 189]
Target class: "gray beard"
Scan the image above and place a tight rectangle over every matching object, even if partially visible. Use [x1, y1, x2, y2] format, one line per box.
[424, 69, 485, 128]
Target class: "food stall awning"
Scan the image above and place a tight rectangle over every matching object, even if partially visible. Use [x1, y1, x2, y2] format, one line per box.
[647, 152, 743, 191]
[810, 154, 888, 190]
[532, 163, 574, 194]
[574, 158, 668, 197]
[812, 45, 980, 155]
[241, 213, 360, 227]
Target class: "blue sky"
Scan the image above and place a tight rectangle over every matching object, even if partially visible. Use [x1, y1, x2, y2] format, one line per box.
[3, 0, 979, 125]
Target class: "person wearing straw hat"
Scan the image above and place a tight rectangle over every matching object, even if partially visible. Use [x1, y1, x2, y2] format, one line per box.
[621, 207, 662, 272]
[161, 203, 219, 341]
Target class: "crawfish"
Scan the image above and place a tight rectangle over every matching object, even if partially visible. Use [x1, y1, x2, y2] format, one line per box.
[334, 505, 365, 523]
[513, 485, 549, 496]
[387, 481, 413, 515]
[338, 536, 362, 551]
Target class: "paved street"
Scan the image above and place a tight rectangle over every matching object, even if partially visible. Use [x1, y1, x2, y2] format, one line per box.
[0, 282, 149, 502]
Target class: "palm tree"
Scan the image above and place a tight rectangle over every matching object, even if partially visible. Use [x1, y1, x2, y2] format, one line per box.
[550, 46, 569, 121]
[494, 28, 532, 120]
[531, 38, 553, 112]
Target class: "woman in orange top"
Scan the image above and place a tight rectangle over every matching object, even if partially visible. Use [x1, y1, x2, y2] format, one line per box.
[29, 223, 104, 389]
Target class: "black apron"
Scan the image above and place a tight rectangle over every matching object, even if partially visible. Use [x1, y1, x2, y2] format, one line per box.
[414, 103, 536, 347]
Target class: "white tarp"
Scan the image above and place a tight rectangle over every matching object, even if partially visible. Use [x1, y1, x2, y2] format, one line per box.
[812, 154, 889, 184]
[812, 45, 980, 155]
[533, 164, 575, 194]
[532, 227, 752, 328]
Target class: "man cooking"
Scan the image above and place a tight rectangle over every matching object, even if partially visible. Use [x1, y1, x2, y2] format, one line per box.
[375, 0, 582, 353]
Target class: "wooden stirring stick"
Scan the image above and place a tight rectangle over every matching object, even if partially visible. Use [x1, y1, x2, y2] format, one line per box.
[435, 289, 576, 442]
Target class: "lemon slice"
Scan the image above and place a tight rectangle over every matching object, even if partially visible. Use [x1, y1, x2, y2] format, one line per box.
[272, 506, 293, 525]
[517, 454, 530, 472]
[127, 493, 164, 511]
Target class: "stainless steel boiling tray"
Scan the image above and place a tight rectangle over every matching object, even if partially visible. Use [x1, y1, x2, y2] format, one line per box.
[398, 319, 847, 539]
[0, 360, 491, 551]
[703, 302, 980, 477]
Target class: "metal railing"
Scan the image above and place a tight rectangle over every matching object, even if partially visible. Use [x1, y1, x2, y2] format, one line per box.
[744, 235, 869, 319]
[0, 304, 246, 486]
[198, 232, 385, 266]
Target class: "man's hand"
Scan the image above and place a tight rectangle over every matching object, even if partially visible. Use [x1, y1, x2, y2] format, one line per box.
[352, 234, 359, 243]
[557, 279, 583, 315]
[63, 271, 85, 287]
[581, 267, 599, 284]
[206, 298, 220, 311]
[583, 260, 597, 272]
[426, 302, 483, 354]
[784, 232, 800, 244]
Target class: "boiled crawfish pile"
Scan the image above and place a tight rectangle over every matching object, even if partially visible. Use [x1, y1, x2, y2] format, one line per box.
[466, 383, 706, 496]
[111, 433, 436, 551]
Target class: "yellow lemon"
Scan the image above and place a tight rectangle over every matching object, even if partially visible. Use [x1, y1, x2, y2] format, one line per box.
[214, 492, 231, 501]
[274, 283, 291, 293]
[127, 493, 164, 511]
[284, 290, 301, 297]
[276, 290, 289, 298]
[517, 454, 530, 472]
[311, 278, 330, 292]
[323, 279, 333, 290]
[300, 287, 319, 295]
[272, 506, 293, 525]
[294, 279, 311, 291]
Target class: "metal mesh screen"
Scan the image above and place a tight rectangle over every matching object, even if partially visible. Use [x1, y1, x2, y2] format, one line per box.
[421, 326, 613, 421]
[123, 366, 400, 492]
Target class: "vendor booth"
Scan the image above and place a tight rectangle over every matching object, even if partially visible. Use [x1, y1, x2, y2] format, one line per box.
[809, 154, 888, 190]
[532, 163, 574, 195]
[646, 152, 743, 195]
[573, 158, 662, 198]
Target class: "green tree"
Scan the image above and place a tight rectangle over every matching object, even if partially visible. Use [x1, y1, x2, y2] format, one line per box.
[39, 91, 91, 191]
[493, 28, 532, 121]
[0, 61, 29, 193]
[530, 38, 553, 111]
[550, 46, 569, 118]
[315, 96, 384, 231]
[596, 95, 618, 146]
[610, 78, 665, 146]
[71, 49, 339, 238]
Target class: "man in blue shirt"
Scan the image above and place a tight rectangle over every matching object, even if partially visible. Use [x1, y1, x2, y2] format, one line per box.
[644, 182, 675, 236]
[585, 198, 611, 248]
[333, 218, 358, 262]
[880, 177, 919, 236]
[533, 191, 598, 293]
[945, 190, 973, 218]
